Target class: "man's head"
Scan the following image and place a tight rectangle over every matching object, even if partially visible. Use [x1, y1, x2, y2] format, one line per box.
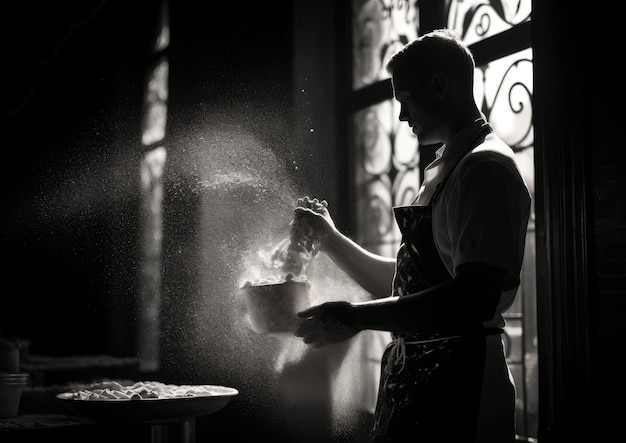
[386, 29, 479, 145]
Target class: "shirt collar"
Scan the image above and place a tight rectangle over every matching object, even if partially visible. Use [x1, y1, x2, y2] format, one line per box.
[438, 117, 489, 160]
[434, 145, 446, 160]
[416, 117, 490, 206]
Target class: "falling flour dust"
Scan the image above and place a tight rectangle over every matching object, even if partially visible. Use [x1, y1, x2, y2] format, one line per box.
[162, 108, 390, 439]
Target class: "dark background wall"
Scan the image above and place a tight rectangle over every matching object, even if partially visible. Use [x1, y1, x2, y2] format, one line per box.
[1, 1, 359, 441]
[531, 3, 626, 441]
[583, 14, 626, 443]
[2, 0, 151, 355]
[1, 0, 301, 355]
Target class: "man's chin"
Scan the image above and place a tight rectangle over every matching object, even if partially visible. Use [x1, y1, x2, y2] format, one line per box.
[415, 131, 439, 146]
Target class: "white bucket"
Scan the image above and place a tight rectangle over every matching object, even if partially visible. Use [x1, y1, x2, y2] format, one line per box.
[242, 280, 311, 334]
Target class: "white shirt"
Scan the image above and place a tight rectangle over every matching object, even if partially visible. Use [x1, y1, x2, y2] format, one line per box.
[416, 119, 531, 328]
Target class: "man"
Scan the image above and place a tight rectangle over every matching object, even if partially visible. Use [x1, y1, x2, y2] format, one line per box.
[294, 29, 531, 442]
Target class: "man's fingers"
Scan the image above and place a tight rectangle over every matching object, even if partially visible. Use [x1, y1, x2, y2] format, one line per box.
[296, 196, 327, 211]
[297, 305, 321, 318]
[301, 331, 321, 345]
[294, 207, 315, 216]
[300, 331, 326, 348]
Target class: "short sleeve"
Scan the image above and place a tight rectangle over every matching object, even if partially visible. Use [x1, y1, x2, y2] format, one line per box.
[445, 153, 531, 291]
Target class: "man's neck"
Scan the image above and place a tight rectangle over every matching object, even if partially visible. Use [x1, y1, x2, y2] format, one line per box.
[441, 104, 483, 145]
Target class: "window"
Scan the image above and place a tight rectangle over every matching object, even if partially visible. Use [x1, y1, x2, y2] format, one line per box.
[138, 0, 170, 373]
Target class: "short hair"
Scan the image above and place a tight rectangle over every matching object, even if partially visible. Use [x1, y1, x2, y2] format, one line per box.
[386, 29, 476, 91]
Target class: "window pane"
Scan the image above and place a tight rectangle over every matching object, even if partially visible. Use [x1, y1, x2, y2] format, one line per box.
[139, 146, 167, 372]
[476, 48, 534, 152]
[352, 99, 419, 255]
[142, 59, 169, 147]
[447, 0, 532, 45]
[352, 0, 418, 90]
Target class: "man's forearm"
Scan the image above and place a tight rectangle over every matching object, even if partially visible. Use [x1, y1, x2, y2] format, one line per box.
[322, 230, 396, 298]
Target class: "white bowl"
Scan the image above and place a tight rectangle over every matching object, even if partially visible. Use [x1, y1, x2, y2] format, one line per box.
[242, 280, 311, 334]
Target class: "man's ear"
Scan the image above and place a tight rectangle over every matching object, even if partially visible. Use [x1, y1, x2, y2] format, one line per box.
[430, 72, 448, 99]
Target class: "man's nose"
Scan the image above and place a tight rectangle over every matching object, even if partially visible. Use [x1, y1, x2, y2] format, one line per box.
[398, 107, 408, 122]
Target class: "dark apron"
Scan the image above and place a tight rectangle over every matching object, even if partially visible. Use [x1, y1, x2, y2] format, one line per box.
[371, 123, 501, 443]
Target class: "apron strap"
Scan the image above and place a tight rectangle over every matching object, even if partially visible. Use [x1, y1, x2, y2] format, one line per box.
[429, 122, 493, 206]
[387, 327, 504, 373]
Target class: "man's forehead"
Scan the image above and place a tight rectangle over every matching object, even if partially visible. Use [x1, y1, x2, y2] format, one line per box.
[391, 69, 418, 86]
[391, 75, 411, 98]
[392, 87, 409, 101]
[392, 70, 430, 96]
